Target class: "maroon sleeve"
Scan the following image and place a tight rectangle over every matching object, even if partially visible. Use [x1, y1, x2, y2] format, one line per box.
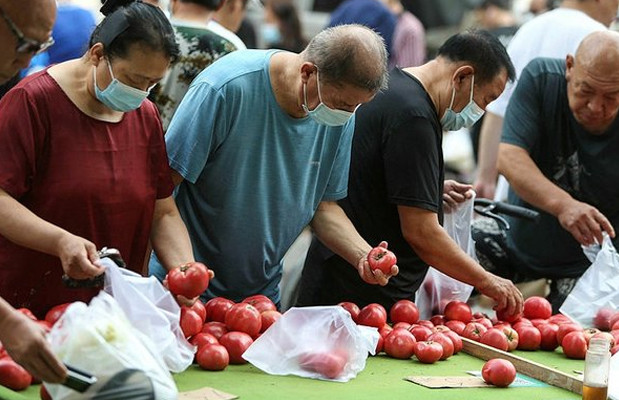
[145, 101, 174, 199]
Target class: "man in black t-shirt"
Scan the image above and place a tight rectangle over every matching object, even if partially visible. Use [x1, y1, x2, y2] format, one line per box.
[296, 30, 524, 317]
[473, 31, 619, 312]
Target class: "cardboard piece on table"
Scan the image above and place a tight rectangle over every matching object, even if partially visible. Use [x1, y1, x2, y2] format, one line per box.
[460, 337, 583, 394]
[405, 375, 490, 388]
[178, 387, 239, 400]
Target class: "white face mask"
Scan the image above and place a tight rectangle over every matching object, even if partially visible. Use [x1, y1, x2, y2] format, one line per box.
[440, 74, 485, 131]
[302, 70, 354, 127]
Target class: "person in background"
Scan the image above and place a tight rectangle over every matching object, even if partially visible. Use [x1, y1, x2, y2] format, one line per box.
[0, 0, 67, 384]
[208, 0, 249, 50]
[149, 25, 398, 306]
[379, 0, 426, 68]
[473, 0, 614, 200]
[0, 0, 199, 322]
[48, 0, 97, 64]
[151, 0, 238, 131]
[296, 30, 523, 317]
[261, 0, 307, 53]
[474, 31, 619, 312]
[327, 0, 396, 61]
[237, 16, 258, 48]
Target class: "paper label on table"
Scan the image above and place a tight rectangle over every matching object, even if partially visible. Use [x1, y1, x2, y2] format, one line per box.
[178, 387, 238, 400]
[405, 376, 490, 388]
[466, 371, 550, 388]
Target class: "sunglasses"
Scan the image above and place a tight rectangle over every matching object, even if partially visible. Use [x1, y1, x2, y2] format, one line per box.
[0, 5, 54, 54]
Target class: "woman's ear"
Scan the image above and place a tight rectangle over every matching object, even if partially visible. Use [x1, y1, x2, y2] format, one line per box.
[87, 43, 105, 66]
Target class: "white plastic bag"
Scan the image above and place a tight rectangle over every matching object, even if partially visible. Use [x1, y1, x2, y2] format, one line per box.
[45, 292, 178, 400]
[560, 233, 619, 328]
[609, 352, 619, 400]
[242, 306, 378, 382]
[415, 196, 476, 319]
[100, 257, 194, 372]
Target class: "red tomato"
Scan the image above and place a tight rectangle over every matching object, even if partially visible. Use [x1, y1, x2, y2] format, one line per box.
[338, 302, 361, 323]
[389, 299, 419, 324]
[444, 301, 472, 323]
[180, 308, 203, 338]
[189, 332, 219, 350]
[367, 246, 397, 274]
[225, 303, 262, 338]
[44, 303, 71, 326]
[482, 359, 516, 387]
[383, 328, 416, 359]
[260, 310, 282, 333]
[40, 384, 52, 400]
[298, 351, 348, 379]
[414, 341, 443, 364]
[430, 315, 446, 326]
[562, 331, 587, 359]
[378, 323, 393, 339]
[357, 303, 387, 328]
[219, 331, 253, 364]
[516, 325, 541, 351]
[548, 313, 572, 325]
[242, 295, 277, 313]
[408, 325, 433, 342]
[556, 323, 583, 346]
[500, 326, 519, 352]
[201, 321, 229, 340]
[444, 320, 466, 335]
[593, 308, 615, 331]
[427, 332, 454, 360]
[167, 262, 210, 299]
[538, 323, 559, 351]
[196, 344, 229, 371]
[0, 359, 32, 391]
[189, 301, 207, 323]
[205, 297, 235, 323]
[462, 322, 488, 342]
[591, 331, 615, 348]
[496, 308, 523, 324]
[523, 296, 552, 320]
[583, 327, 601, 345]
[480, 328, 509, 351]
[609, 312, 619, 330]
[374, 335, 384, 354]
[393, 322, 412, 331]
[472, 317, 493, 330]
[442, 330, 463, 354]
[417, 320, 434, 329]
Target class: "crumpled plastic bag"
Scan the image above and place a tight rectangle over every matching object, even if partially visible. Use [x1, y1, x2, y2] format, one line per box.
[560, 233, 619, 328]
[45, 291, 178, 400]
[415, 196, 476, 319]
[242, 306, 378, 382]
[101, 257, 194, 372]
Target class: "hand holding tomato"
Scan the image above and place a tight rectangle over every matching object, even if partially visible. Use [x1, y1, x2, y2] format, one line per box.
[476, 272, 523, 319]
[165, 262, 213, 305]
[360, 242, 399, 285]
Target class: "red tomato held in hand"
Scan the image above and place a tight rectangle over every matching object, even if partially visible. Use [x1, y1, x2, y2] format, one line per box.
[0, 359, 32, 391]
[444, 301, 473, 323]
[196, 343, 229, 371]
[338, 302, 361, 323]
[482, 359, 516, 387]
[219, 331, 253, 364]
[383, 328, 417, 359]
[44, 303, 71, 326]
[523, 296, 552, 320]
[357, 303, 387, 328]
[298, 351, 348, 380]
[167, 262, 210, 299]
[480, 328, 509, 352]
[367, 246, 397, 274]
[389, 299, 419, 324]
[225, 303, 262, 338]
[414, 341, 444, 364]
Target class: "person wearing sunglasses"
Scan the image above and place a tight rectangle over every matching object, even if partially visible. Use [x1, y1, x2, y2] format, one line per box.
[0, 0, 202, 363]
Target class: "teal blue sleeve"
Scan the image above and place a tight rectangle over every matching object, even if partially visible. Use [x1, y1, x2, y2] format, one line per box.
[322, 116, 355, 201]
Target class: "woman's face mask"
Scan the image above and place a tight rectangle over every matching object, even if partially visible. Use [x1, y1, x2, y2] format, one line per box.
[440, 74, 485, 131]
[93, 58, 152, 112]
[261, 23, 282, 45]
[302, 70, 354, 127]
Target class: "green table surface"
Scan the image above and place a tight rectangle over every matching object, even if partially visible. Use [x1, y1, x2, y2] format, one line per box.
[1, 349, 584, 400]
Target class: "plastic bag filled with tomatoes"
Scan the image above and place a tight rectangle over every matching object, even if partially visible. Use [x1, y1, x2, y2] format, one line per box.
[242, 306, 378, 382]
[560, 233, 619, 328]
[45, 292, 178, 399]
[101, 257, 194, 373]
[415, 196, 476, 320]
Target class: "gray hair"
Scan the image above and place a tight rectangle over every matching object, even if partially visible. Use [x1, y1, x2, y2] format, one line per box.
[302, 24, 389, 92]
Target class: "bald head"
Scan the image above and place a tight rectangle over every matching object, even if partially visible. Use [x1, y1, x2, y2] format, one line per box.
[575, 30, 619, 71]
[0, 0, 56, 84]
[302, 24, 389, 93]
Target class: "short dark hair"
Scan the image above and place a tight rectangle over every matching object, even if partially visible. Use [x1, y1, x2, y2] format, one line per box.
[91, 1, 180, 63]
[179, 0, 224, 10]
[479, 0, 512, 10]
[437, 29, 516, 84]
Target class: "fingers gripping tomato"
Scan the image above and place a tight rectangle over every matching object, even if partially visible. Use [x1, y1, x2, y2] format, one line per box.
[167, 262, 210, 299]
[367, 246, 397, 274]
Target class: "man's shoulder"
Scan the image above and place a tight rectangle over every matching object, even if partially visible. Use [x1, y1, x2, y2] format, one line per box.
[192, 50, 274, 90]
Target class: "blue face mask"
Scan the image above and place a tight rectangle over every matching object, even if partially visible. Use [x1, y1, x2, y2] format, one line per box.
[93, 59, 151, 112]
[261, 23, 282, 45]
[302, 70, 354, 127]
[440, 75, 485, 131]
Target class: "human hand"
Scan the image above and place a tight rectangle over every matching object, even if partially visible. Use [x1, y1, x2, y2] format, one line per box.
[557, 200, 615, 246]
[57, 234, 105, 280]
[357, 241, 399, 286]
[0, 310, 67, 383]
[473, 178, 496, 201]
[476, 273, 523, 318]
[443, 180, 474, 213]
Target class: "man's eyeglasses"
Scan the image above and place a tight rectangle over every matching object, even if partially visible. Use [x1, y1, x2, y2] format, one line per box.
[0, 5, 54, 55]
